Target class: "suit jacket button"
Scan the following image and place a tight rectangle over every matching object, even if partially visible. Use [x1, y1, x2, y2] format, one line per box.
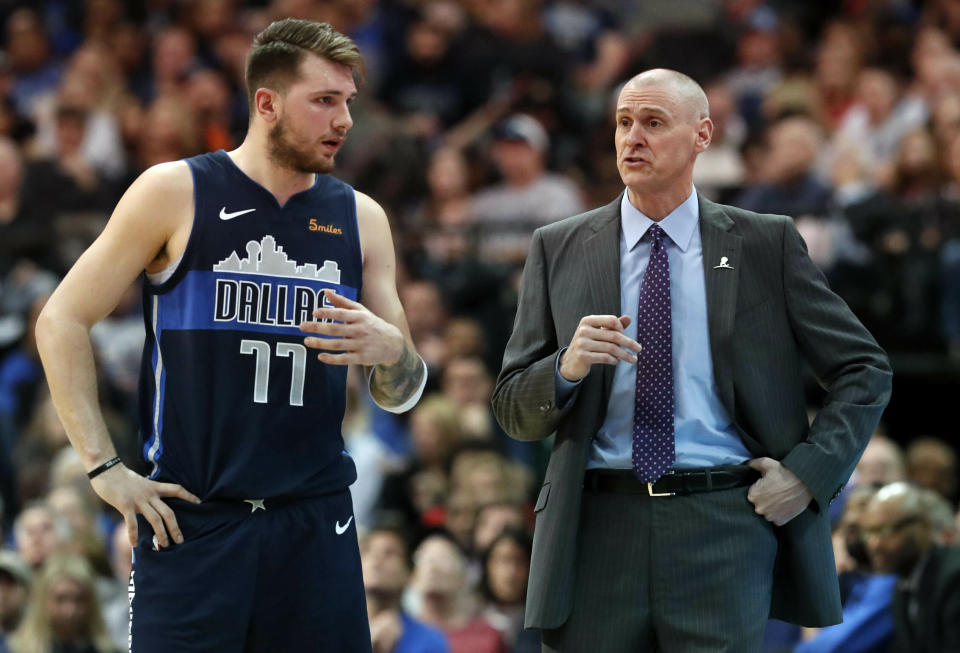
[539, 400, 552, 412]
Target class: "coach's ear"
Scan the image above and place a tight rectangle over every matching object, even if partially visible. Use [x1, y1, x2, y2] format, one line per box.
[254, 87, 281, 124]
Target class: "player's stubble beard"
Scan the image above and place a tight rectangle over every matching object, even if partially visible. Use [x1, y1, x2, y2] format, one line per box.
[267, 115, 336, 174]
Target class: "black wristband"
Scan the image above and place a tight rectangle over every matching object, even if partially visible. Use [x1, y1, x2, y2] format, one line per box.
[87, 457, 122, 480]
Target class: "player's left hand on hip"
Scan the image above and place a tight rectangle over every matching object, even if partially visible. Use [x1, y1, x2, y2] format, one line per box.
[746, 457, 813, 526]
[300, 289, 403, 366]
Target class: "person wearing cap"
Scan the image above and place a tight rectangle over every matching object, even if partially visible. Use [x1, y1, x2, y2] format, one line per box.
[469, 114, 583, 263]
[493, 68, 891, 652]
[0, 550, 31, 643]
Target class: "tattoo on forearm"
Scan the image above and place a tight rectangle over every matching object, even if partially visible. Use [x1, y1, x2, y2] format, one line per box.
[370, 343, 424, 408]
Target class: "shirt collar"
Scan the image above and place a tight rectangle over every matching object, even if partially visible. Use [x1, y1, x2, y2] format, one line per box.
[620, 186, 699, 252]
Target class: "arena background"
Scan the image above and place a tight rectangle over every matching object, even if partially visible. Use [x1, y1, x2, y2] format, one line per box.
[0, 1, 958, 652]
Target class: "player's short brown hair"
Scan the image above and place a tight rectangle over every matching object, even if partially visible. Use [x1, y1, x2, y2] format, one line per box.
[245, 18, 365, 110]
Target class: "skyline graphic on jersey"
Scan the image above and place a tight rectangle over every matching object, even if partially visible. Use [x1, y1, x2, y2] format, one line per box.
[214, 235, 341, 284]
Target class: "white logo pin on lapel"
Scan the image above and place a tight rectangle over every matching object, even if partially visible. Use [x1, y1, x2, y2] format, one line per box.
[713, 256, 734, 270]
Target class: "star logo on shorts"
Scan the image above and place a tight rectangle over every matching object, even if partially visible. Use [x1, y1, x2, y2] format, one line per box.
[244, 499, 266, 513]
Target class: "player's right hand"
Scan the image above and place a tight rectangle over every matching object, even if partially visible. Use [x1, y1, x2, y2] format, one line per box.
[89, 463, 201, 548]
[559, 314, 642, 381]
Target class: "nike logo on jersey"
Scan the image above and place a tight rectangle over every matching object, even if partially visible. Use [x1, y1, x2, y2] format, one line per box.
[220, 207, 256, 220]
[335, 516, 354, 535]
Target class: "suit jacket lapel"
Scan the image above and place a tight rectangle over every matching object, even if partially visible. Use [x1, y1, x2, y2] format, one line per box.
[582, 195, 622, 402]
[698, 196, 742, 424]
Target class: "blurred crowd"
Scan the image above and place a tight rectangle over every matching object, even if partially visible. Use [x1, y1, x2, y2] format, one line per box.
[0, 0, 959, 652]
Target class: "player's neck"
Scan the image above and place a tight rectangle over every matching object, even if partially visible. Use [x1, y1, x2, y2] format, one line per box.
[227, 142, 316, 207]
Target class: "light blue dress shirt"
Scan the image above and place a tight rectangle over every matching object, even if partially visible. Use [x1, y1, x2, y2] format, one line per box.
[557, 188, 751, 470]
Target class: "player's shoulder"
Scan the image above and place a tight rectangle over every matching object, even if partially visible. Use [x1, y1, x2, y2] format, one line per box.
[353, 188, 389, 229]
[353, 188, 382, 213]
[126, 160, 194, 203]
[111, 161, 194, 237]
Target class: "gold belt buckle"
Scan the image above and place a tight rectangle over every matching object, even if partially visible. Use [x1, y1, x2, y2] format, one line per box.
[647, 482, 675, 497]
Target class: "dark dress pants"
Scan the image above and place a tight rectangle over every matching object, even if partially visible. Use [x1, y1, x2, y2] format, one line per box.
[542, 484, 778, 653]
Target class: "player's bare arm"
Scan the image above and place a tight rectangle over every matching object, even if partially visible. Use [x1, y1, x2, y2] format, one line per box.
[34, 161, 201, 548]
[299, 191, 425, 411]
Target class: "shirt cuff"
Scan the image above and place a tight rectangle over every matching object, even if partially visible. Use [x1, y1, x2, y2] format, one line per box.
[366, 357, 428, 414]
[554, 347, 582, 408]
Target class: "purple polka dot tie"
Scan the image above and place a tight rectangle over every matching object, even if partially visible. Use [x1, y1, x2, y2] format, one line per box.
[632, 224, 675, 483]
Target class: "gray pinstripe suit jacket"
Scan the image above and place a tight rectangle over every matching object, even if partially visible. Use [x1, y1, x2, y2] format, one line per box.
[492, 194, 893, 629]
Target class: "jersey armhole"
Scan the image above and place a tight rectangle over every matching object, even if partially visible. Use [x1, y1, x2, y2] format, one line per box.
[348, 186, 364, 298]
[145, 160, 200, 294]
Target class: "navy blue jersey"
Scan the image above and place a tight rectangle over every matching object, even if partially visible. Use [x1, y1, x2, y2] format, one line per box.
[137, 150, 362, 500]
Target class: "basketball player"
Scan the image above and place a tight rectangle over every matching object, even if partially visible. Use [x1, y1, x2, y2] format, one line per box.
[35, 19, 425, 652]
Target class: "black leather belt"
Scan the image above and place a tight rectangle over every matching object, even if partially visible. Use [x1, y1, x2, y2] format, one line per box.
[583, 465, 760, 497]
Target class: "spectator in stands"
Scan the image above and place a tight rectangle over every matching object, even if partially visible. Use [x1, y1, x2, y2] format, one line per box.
[377, 395, 463, 539]
[479, 528, 537, 652]
[939, 129, 960, 358]
[931, 90, 960, 150]
[440, 487, 477, 556]
[906, 437, 958, 505]
[0, 294, 46, 448]
[0, 551, 31, 641]
[734, 115, 833, 218]
[442, 322, 485, 363]
[814, 21, 865, 129]
[843, 126, 945, 349]
[723, 15, 783, 130]
[131, 95, 202, 171]
[144, 26, 197, 103]
[407, 146, 473, 240]
[377, 8, 477, 136]
[793, 484, 896, 653]
[854, 433, 906, 488]
[400, 280, 449, 375]
[830, 67, 927, 181]
[13, 395, 72, 504]
[12, 503, 62, 572]
[409, 533, 506, 653]
[19, 101, 116, 234]
[692, 80, 746, 202]
[45, 485, 110, 581]
[0, 139, 57, 274]
[918, 485, 959, 545]
[360, 525, 450, 653]
[183, 68, 235, 153]
[99, 523, 130, 652]
[441, 356, 496, 441]
[471, 502, 529, 558]
[33, 41, 129, 181]
[469, 114, 583, 263]
[448, 445, 525, 510]
[541, 0, 630, 102]
[861, 482, 960, 653]
[4, 8, 62, 120]
[5, 553, 117, 653]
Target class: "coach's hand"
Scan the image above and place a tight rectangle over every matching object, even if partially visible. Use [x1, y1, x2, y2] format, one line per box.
[747, 457, 813, 526]
[300, 289, 403, 366]
[90, 463, 201, 548]
[559, 314, 642, 381]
